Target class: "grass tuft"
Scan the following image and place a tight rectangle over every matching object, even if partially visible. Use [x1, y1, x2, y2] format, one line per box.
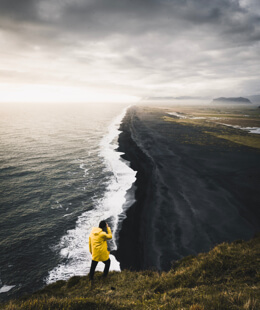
[1, 235, 259, 309]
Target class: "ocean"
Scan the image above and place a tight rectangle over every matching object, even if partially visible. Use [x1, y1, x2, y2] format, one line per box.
[0, 102, 136, 300]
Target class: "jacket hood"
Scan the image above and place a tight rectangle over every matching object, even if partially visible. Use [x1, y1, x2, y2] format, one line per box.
[91, 227, 102, 236]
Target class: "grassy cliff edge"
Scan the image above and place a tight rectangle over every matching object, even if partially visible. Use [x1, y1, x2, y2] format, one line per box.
[2, 235, 259, 310]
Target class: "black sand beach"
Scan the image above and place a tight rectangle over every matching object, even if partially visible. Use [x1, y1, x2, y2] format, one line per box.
[115, 105, 260, 271]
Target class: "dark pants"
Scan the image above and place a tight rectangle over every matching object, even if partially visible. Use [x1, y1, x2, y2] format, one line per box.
[89, 258, 111, 280]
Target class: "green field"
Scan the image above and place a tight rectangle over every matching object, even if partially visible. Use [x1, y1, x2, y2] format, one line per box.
[162, 105, 260, 149]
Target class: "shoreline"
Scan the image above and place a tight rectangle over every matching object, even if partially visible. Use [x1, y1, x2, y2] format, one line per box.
[115, 107, 155, 270]
[115, 105, 260, 271]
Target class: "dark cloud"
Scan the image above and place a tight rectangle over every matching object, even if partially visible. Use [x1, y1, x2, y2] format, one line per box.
[0, 0, 38, 21]
[0, 0, 259, 44]
[54, 0, 260, 49]
[0, 0, 259, 98]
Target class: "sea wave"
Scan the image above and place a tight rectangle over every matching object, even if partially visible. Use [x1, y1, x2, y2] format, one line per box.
[46, 106, 136, 284]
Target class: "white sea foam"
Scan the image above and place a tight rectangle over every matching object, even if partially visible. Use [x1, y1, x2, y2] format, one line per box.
[46, 106, 136, 284]
[63, 212, 74, 218]
[79, 162, 89, 177]
[0, 285, 16, 293]
[98, 107, 137, 248]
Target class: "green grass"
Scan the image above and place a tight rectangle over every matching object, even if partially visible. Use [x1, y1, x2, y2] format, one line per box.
[208, 133, 260, 149]
[2, 235, 259, 309]
[162, 115, 260, 149]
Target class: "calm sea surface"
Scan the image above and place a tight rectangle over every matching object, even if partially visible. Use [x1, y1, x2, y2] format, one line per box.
[0, 102, 135, 300]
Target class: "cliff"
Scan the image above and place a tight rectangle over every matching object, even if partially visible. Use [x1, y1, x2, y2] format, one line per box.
[1, 235, 259, 309]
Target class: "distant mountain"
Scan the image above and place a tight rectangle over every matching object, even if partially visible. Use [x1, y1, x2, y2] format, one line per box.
[212, 97, 252, 104]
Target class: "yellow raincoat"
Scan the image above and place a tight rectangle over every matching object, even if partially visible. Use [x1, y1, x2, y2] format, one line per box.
[89, 226, 112, 261]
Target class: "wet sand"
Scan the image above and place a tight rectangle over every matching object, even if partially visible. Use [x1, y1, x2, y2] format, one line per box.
[115, 105, 260, 271]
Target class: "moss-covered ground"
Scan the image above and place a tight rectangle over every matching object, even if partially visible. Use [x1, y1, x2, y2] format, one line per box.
[2, 235, 259, 309]
[162, 105, 260, 149]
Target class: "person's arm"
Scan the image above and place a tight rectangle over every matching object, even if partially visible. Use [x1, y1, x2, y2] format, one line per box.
[106, 226, 112, 239]
[89, 236, 92, 254]
[102, 223, 112, 240]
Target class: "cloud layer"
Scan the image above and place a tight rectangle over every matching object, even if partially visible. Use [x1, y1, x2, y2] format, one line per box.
[0, 0, 259, 101]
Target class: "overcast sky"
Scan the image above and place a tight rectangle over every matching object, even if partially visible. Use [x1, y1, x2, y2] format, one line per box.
[0, 0, 259, 103]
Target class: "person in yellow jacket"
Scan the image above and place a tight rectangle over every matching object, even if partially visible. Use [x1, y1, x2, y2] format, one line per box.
[89, 220, 112, 280]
